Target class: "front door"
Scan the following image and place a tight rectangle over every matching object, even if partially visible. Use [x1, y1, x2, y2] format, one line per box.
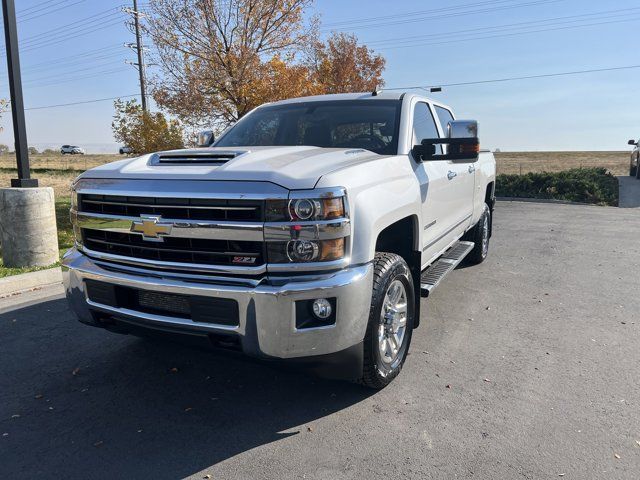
[413, 101, 474, 267]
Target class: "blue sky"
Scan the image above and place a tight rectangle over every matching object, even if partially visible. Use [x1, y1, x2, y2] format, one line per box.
[0, 0, 639, 152]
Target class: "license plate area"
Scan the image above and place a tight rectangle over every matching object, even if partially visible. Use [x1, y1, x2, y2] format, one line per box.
[85, 280, 239, 327]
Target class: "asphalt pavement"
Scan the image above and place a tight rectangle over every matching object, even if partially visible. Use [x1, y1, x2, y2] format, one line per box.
[1, 201, 639, 479]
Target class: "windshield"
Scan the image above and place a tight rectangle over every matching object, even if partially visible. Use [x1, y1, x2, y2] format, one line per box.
[215, 100, 401, 155]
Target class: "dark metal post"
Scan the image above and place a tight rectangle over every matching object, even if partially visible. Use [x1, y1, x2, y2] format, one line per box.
[132, 0, 147, 112]
[2, 0, 37, 187]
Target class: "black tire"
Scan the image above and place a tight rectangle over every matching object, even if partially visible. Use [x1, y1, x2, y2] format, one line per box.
[630, 164, 637, 177]
[361, 252, 415, 389]
[465, 203, 491, 265]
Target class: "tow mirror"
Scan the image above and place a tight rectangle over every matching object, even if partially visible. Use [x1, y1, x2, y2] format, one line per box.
[197, 130, 215, 147]
[413, 120, 479, 162]
[629, 139, 638, 146]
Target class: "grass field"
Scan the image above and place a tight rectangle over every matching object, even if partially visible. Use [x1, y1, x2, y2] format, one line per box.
[0, 153, 119, 171]
[494, 151, 630, 176]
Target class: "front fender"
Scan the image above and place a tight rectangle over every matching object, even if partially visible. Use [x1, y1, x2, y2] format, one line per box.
[316, 155, 422, 265]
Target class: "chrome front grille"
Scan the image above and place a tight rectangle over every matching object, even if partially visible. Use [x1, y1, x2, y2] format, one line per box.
[71, 178, 285, 275]
[79, 194, 263, 222]
[82, 229, 264, 266]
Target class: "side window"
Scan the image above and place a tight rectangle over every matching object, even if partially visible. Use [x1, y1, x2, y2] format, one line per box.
[434, 106, 455, 136]
[412, 102, 441, 153]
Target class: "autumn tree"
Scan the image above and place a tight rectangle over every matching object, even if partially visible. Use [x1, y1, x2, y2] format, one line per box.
[146, 0, 386, 132]
[147, 0, 318, 130]
[111, 99, 185, 155]
[308, 33, 385, 94]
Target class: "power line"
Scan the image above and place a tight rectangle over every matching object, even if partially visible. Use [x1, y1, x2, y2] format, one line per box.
[17, 0, 62, 14]
[320, 0, 566, 31]
[0, 6, 125, 54]
[363, 7, 640, 45]
[375, 16, 640, 50]
[18, 0, 88, 23]
[16, 67, 129, 89]
[24, 94, 139, 111]
[384, 65, 640, 91]
[0, 60, 127, 87]
[323, 0, 556, 27]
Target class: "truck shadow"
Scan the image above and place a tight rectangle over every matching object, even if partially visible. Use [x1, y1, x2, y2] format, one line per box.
[0, 297, 374, 479]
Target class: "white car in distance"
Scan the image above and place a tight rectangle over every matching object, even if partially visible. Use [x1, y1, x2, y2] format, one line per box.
[60, 145, 85, 155]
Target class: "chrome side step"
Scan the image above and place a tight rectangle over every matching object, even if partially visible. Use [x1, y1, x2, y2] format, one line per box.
[420, 241, 474, 297]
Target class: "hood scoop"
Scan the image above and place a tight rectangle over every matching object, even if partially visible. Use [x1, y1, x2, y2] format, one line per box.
[150, 150, 246, 166]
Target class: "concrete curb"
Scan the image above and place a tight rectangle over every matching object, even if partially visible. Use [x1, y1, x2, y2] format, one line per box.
[0, 267, 63, 298]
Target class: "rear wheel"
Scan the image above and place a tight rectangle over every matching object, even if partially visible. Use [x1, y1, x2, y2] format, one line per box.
[361, 252, 415, 389]
[630, 161, 637, 177]
[465, 203, 491, 265]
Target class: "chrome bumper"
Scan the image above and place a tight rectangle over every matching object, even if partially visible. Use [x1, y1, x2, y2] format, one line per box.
[62, 249, 373, 359]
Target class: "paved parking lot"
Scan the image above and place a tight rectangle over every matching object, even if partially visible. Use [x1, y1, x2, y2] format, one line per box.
[1, 201, 639, 479]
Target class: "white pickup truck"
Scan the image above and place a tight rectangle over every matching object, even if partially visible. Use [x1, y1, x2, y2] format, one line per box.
[63, 92, 496, 388]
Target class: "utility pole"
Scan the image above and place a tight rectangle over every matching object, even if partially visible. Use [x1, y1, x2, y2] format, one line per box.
[2, 0, 37, 187]
[127, 0, 147, 111]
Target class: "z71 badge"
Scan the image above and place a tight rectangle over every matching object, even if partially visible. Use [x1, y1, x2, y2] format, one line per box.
[232, 256, 257, 264]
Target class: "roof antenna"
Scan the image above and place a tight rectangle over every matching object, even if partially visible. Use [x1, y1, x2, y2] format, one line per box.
[371, 85, 381, 96]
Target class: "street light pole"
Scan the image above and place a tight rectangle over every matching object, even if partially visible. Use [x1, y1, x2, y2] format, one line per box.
[1, 0, 37, 187]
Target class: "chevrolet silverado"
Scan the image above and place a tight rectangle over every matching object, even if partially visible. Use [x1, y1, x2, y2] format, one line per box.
[63, 92, 496, 388]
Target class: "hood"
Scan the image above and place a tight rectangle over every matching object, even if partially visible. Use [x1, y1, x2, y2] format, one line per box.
[80, 146, 386, 190]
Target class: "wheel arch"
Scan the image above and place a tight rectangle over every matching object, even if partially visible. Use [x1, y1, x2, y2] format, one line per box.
[374, 215, 422, 328]
[485, 181, 495, 237]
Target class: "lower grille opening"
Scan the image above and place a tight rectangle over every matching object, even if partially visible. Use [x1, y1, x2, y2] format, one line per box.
[85, 280, 239, 327]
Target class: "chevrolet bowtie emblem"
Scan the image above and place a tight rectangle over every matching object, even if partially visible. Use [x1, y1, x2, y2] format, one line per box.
[131, 215, 172, 242]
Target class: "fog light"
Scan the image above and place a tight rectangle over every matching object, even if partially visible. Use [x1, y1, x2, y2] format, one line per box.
[312, 298, 332, 319]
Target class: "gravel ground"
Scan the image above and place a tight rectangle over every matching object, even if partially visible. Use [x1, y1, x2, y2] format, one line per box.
[1, 201, 639, 479]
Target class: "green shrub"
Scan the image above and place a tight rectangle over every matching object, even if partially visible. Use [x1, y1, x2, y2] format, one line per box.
[496, 167, 618, 206]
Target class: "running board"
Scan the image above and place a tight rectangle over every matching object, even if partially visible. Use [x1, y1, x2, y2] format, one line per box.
[420, 241, 474, 297]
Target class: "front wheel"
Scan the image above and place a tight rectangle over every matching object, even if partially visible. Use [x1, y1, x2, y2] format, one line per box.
[361, 252, 415, 389]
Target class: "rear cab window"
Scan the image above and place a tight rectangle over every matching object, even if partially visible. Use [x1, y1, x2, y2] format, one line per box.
[434, 105, 455, 136]
[412, 102, 442, 154]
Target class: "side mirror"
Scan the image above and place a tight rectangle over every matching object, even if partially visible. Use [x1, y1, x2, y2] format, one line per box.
[628, 139, 638, 146]
[197, 130, 215, 147]
[413, 120, 480, 162]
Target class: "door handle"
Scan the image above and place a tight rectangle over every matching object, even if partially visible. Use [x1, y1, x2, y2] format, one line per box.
[468, 165, 476, 174]
[447, 171, 457, 180]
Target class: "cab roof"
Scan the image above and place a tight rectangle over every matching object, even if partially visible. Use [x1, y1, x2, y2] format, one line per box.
[268, 91, 437, 105]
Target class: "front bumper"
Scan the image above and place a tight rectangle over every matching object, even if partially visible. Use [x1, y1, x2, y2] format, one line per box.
[62, 249, 373, 359]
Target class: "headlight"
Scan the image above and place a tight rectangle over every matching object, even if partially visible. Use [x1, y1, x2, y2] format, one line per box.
[267, 238, 345, 263]
[266, 196, 345, 222]
[265, 188, 349, 266]
[289, 197, 344, 221]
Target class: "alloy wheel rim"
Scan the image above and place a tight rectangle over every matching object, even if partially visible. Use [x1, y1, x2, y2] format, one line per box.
[378, 279, 408, 364]
[481, 213, 489, 256]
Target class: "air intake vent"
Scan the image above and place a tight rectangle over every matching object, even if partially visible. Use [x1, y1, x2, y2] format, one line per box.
[151, 150, 244, 165]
